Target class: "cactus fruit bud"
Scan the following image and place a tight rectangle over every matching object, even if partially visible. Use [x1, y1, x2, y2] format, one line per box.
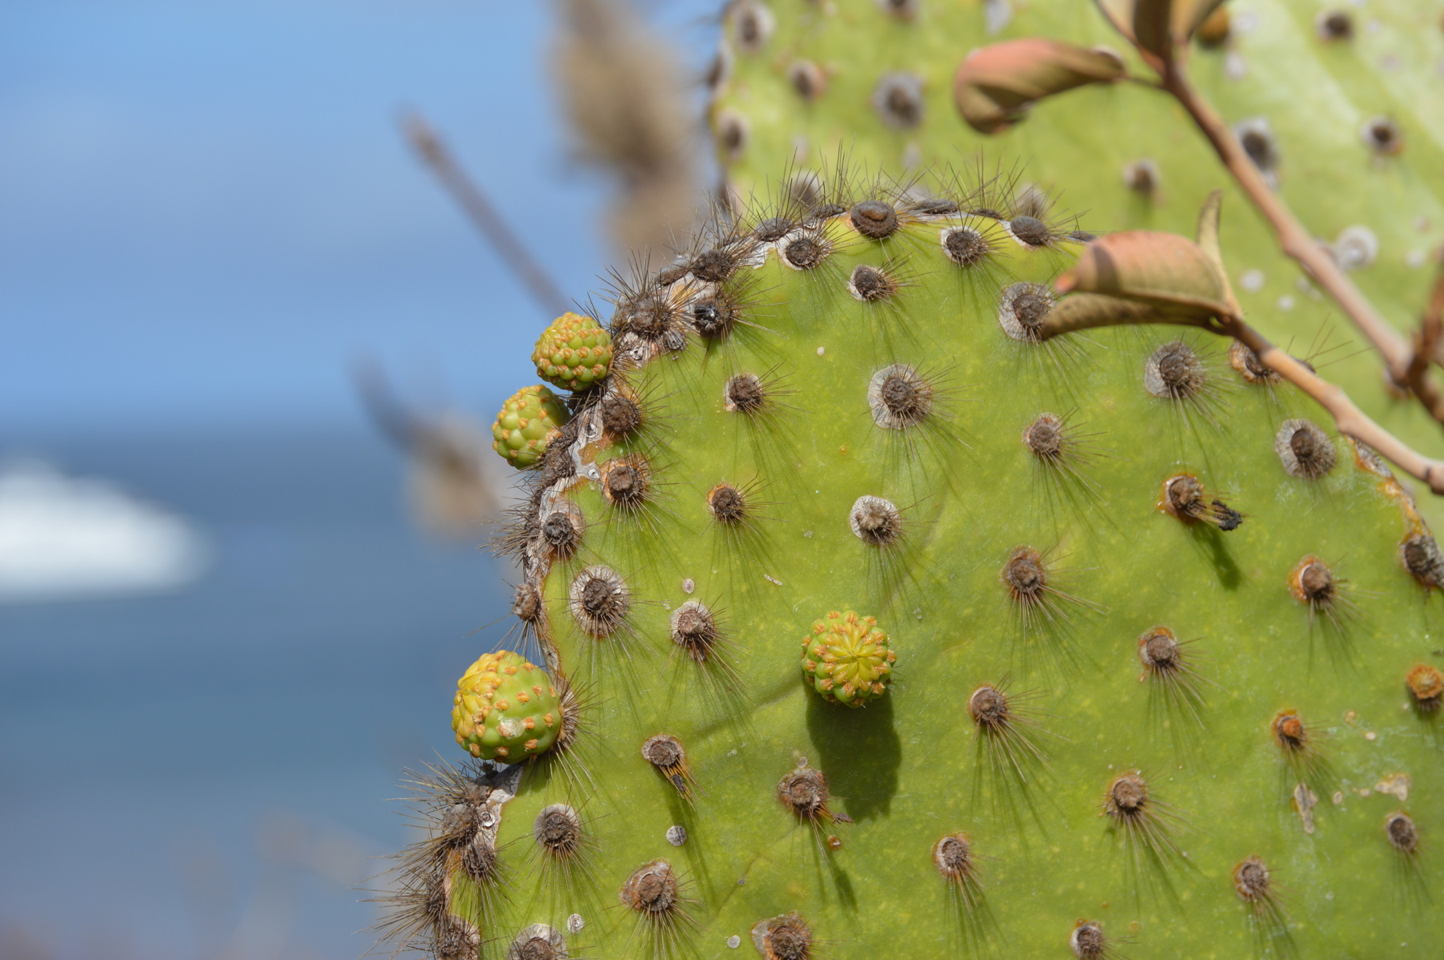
[800, 610, 895, 707]
[492, 384, 569, 469]
[451, 650, 562, 761]
[532, 312, 612, 392]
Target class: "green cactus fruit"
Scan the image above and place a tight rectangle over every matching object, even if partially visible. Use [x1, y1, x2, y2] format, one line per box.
[801, 608, 895, 706]
[451, 650, 563, 761]
[709, 0, 1444, 532]
[386, 171, 1443, 960]
[492, 384, 569, 469]
[532, 311, 613, 392]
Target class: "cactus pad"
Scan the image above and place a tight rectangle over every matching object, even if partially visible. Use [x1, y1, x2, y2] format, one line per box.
[532, 312, 613, 393]
[451, 650, 563, 761]
[708, 0, 1444, 531]
[392, 166, 1443, 959]
[491, 384, 569, 470]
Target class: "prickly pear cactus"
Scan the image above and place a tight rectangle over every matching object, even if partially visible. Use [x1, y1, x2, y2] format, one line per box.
[709, 0, 1444, 521]
[389, 174, 1443, 960]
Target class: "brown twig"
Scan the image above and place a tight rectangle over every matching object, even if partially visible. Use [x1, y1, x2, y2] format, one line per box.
[1038, 304, 1444, 494]
[400, 111, 570, 317]
[1153, 63, 1416, 387]
[1406, 265, 1444, 419]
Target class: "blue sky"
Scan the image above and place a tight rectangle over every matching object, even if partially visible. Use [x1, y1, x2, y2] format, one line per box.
[0, 1, 717, 432]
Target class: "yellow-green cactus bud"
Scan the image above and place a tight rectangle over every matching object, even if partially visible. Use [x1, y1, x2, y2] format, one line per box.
[451, 650, 562, 762]
[801, 610, 895, 707]
[491, 384, 568, 469]
[532, 311, 612, 392]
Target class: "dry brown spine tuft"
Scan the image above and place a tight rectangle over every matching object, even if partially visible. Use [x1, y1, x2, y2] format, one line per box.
[850, 200, 899, 239]
[602, 455, 653, 511]
[1232, 855, 1275, 907]
[1145, 340, 1208, 400]
[1407, 663, 1444, 712]
[998, 282, 1055, 342]
[1001, 546, 1100, 630]
[1070, 920, 1108, 959]
[933, 833, 974, 881]
[435, 914, 482, 960]
[1236, 118, 1280, 177]
[872, 72, 924, 129]
[533, 804, 583, 860]
[1401, 532, 1444, 589]
[1288, 555, 1348, 625]
[777, 763, 839, 825]
[868, 363, 934, 430]
[933, 833, 984, 909]
[1104, 770, 1181, 860]
[508, 924, 567, 960]
[725, 373, 770, 414]
[614, 288, 689, 346]
[968, 682, 1048, 781]
[690, 241, 750, 283]
[1007, 215, 1052, 247]
[849, 495, 902, 547]
[540, 505, 583, 561]
[787, 60, 826, 100]
[911, 196, 960, 216]
[460, 834, 497, 884]
[513, 583, 542, 626]
[753, 216, 793, 243]
[1275, 419, 1337, 479]
[569, 565, 630, 639]
[670, 600, 720, 664]
[621, 859, 691, 945]
[707, 482, 748, 524]
[1272, 710, 1309, 752]
[780, 227, 832, 270]
[732, 1, 773, 54]
[1024, 413, 1065, 461]
[1362, 116, 1403, 156]
[643, 734, 694, 797]
[1316, 9, 1354, 41]
[940, 224, 992, 267]
[1385, 812, 1419, 854]
[1123, 158, 1160, 195]
[1161, 473, 1243, 531]
[753, 912, 812, 960]
[690, 294, 739, 341]
[1228, 340, 1280, 385]
[848, 263, 898, 302]
[878, 0, 919, 20]
[1135, 626, 1207, 722]
[599, 390, 643, 437]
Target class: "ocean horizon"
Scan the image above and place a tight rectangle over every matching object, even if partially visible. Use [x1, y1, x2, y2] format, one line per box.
[0, 422, 513, 960]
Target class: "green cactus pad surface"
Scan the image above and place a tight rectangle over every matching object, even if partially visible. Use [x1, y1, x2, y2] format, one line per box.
[389, 165, 1444, 959]
[451, 650, 563, 761]
[533, 312, 613, 393]
[492, 384, 570, 470]
[709, 0, 1444, 531]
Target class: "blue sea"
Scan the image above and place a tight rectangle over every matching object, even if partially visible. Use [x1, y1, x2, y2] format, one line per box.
[0, 425, 510, 960]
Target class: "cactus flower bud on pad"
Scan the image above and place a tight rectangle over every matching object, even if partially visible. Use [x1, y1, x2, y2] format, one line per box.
[452, 650, 562, 761]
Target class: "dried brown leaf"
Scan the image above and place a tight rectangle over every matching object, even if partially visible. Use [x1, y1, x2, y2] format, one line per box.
[1056, 230, 1231, 318]
[953, 39, 1125, 134]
